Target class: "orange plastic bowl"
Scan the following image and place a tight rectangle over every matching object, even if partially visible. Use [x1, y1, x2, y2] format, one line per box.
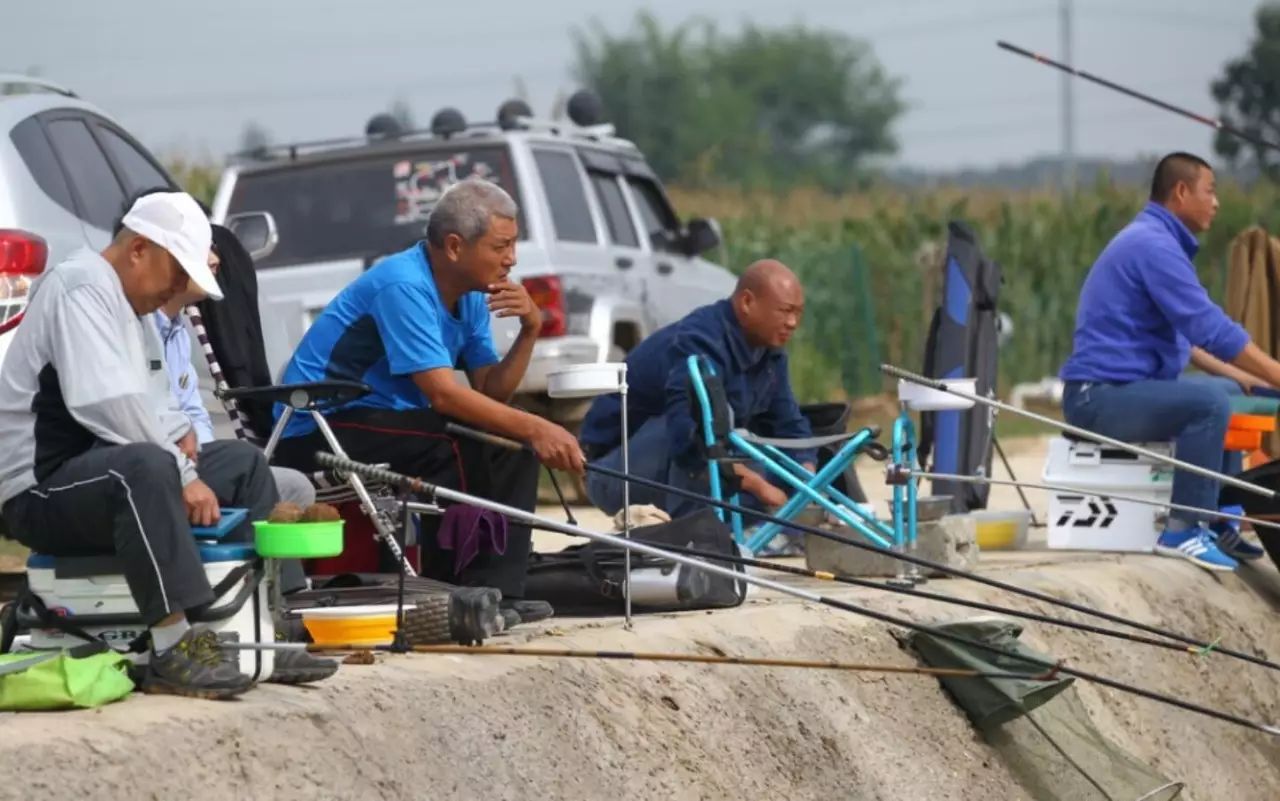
[299, 604, 412, 647]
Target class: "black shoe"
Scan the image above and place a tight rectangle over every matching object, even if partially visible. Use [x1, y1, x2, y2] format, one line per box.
[499, 599, 554, 626]
[269, 646, 339, 685]
[142, 629, 254, 700]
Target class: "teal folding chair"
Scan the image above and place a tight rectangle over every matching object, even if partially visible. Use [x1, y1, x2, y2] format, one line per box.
[686, 354, 897, 553]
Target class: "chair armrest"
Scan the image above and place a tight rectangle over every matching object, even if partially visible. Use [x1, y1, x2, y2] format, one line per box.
[217, 380, 372, 410]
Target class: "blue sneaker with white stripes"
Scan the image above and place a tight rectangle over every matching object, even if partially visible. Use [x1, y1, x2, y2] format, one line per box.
[1154, 526, 1238, 572]
[1210, 505, 1266, 562]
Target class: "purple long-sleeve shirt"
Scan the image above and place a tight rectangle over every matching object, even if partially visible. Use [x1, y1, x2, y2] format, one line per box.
[1060, 202, 1248, 383]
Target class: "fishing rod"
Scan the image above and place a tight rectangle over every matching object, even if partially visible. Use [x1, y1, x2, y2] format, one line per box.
[996, 40, 1280, 156]
[442, 422, 1280, 675]
[580, 540, 1248, 662]
[314, 451, 1280, 737]
[909, 470, 1280, 532]
[883, 364, 1274, 501]
[240, 641, 1059, 682]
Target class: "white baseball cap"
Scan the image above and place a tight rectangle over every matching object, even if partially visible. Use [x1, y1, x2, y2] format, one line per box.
[120, 191, 222, 301]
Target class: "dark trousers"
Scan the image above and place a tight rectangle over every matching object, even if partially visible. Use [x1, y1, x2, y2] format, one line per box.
[2, 440, 279, 626]
[273, 407, 539, 598]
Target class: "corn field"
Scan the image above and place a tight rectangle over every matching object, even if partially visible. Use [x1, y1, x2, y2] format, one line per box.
[670, 181, 1280, 403]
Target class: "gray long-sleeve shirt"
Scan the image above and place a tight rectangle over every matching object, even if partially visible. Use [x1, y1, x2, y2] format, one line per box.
[0, 248, 197, 504]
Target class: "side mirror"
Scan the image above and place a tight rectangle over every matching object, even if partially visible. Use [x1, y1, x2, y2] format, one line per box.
[224, 211, 279, 262]
[683, 217, 721, 257]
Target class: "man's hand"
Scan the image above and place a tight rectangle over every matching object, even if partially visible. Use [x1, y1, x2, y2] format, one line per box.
[487, 280, 542, 331]
[529, 419, 586, 474]
[176, 430, 198, 463]
[183, 479, 220, 527]
[733, 464, 789, 509]
[751, 481, 789, 510]
[1237, 374, 1272, 396]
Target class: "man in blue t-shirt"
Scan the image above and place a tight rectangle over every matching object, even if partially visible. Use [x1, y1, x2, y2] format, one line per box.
[1059, 152, 1280, 572]
[274, 178, 583, 611]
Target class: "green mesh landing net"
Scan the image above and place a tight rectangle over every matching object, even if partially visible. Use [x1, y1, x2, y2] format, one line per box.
[910, 618, 1184, 801]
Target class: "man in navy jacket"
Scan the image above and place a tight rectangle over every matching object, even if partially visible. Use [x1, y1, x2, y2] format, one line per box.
[1060, 152, 1280, 571]
[581, 260, 813, 533]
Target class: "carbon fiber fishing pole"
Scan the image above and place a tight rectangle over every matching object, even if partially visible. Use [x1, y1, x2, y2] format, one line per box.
[883, 364, 1275, 501]
[253, 641, 1057, 681]
[620, 541, 1249, 662]
[442, 422, 1280, 675]
[315, 451, 1280, 737]
[996, 40, 1280, 156]
[909, 471, 1280, 532]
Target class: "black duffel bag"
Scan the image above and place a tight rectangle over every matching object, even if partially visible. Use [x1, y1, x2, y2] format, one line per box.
[522, 508, 748, 616]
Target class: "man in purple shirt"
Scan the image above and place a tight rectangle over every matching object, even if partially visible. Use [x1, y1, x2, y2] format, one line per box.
[1060, 152, 1280, 571]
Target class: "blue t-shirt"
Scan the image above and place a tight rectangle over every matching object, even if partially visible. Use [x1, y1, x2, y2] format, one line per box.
[277, 243, 500, 437]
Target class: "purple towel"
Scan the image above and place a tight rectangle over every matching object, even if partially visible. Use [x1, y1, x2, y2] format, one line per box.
[436, 505, 508, 575]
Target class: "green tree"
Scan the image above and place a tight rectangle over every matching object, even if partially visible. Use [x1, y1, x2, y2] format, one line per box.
[571, 12, 904, 188]
[1211, 3, 1280, 178]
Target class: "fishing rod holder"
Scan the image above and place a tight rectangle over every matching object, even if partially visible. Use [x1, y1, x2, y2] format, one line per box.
[884, 463, 912, 486]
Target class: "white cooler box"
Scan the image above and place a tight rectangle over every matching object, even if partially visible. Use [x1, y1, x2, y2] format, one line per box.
[21, 541, 274, 681]
[1043, 436, 1174, 552]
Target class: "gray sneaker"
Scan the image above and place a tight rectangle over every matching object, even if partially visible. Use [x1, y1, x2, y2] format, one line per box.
[142, 629, 254, 699]
[269, 643, 339, 685]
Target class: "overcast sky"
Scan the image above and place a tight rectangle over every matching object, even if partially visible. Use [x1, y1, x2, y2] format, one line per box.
[5, 0, 1266, 170]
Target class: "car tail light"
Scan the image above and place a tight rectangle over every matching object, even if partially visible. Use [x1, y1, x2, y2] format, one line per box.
[521, 275, 566, 338]
[0, 230, 48, 335]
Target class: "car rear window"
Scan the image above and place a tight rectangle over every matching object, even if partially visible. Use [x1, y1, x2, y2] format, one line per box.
[226, 144, 523, 269]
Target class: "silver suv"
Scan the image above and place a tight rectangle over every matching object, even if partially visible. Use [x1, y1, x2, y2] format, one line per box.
[211, 94, 736, 427]
[0, 74, 181, 368]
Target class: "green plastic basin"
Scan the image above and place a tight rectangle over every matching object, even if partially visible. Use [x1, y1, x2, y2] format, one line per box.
[252, 520, 344, 559]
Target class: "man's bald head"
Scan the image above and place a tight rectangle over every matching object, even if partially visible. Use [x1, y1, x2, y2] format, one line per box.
[734, 259, 800, 299]
[731, 259, 805, 348]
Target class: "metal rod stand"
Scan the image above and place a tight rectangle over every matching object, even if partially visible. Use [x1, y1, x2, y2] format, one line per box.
[311, 411, 417, 576]
[881, 364, 1275, 500]
[620, 365, 632, 630]
[993, 435, 1042, 526]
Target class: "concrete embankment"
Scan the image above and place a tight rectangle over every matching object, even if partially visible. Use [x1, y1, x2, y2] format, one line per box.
[3, 546, 1280, 801]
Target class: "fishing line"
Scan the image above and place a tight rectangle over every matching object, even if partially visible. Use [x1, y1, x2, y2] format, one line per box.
[313, 452, 1280, 738]
[442, 421, 1280, 676]
[603, 539, 1251, 663]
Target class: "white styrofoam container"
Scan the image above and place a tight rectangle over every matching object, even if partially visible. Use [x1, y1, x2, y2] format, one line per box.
[25, 543, 274, 681]
[897, 377, 977, 411]
[547, 362, 625, 399]
[1042, 436, 1173, 552]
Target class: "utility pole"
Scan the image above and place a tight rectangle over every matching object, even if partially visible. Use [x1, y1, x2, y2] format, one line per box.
[1060, 0, 1076, 191]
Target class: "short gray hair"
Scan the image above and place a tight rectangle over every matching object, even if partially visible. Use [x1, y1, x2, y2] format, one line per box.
[425, 177, 518, 247]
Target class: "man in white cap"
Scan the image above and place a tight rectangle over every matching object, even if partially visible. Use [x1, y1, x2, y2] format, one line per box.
[0, 191, 269, 699]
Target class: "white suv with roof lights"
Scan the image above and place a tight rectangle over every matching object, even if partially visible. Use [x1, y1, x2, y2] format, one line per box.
[211, 93, 736, 427]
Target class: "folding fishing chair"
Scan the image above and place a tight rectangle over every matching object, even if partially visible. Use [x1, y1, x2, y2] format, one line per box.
[686, 354, 898, 554]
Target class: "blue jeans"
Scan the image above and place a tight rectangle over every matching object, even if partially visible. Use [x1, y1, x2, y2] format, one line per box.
[585, 417, 780, 519]
[1061, 375, 1239, 525]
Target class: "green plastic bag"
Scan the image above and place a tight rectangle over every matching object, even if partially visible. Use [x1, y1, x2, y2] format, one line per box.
[0, 649, 135, 711]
